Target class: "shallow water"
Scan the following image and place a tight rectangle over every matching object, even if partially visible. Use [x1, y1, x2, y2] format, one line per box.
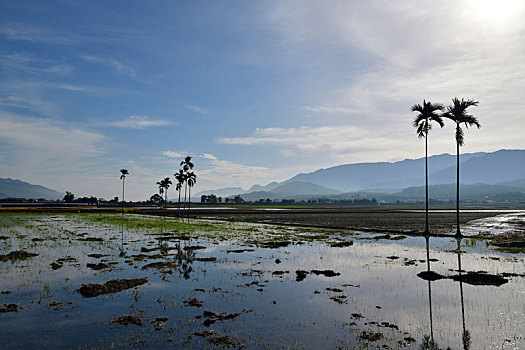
[0, 213, 524, 349]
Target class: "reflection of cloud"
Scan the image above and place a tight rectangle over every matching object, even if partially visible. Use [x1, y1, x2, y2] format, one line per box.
[186, 104, 208, 114]
[109, 115, 174, 129]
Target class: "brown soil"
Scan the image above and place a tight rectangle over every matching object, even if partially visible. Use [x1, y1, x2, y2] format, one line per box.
[183, 297, 203, 307]
[78, 278, 148, 297]
[330, 240, 353, 247]
[194, 257, 217, 262]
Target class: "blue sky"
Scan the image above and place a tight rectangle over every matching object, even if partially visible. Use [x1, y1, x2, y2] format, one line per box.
[1, 0, 524, 200]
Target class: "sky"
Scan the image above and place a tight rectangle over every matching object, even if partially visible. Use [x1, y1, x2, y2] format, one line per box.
[1, 0, 524, 201]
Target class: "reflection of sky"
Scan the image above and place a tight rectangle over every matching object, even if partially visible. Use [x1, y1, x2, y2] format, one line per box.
[463, 212, 525, 236]
[0, 214, 524, 349]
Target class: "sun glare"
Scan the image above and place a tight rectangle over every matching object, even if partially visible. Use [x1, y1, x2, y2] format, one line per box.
[469, 0, 523, 22]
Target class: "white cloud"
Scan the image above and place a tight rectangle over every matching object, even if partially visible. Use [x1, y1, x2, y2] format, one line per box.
[109, 115, 174, 129]
[186, 104, 208, 114]
[0, 52, 73, 75]
[80, 54, 136, 79]
[163, 150, 186, 158]
[200, 153, 217, 160]
[304, 106, 359, 114]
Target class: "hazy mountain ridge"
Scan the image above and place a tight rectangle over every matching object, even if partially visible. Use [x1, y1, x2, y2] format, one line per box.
[0, 178, 63, 200]
[206, 149, 524, 202]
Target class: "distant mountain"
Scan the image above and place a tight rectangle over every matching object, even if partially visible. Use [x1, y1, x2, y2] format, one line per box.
[281, 149, 523, 192]
[228, 149, 525, 203]
[429, 149, 525, 185]
[0, 178, 63, 200]
[193, 186, 246, 199]
[270, 181, 341, 196]
[229, 181, 342, 202]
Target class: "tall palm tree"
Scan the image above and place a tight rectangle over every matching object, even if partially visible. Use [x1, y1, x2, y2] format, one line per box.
[161, 177, 172, 206]
[120, 169, 129, 207]
[180, 156, 194, 211]
[174, 169, 185, 214]
[156, 177, 172, 208]
[187, 171, 197, 214]
[156, 179, 165, 207]
[412, 100, 445, 235]
[443, 98, 480, 236]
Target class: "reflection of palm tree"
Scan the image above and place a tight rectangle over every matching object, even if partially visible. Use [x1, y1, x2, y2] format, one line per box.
[443, 98, 480, 236]
[412, 101, 444, 235]
[424, 236, 434, 341]
[187, 171, 197, 216]
[119, 212, 125, 257]
[455, 238, 471, 350]
[120, 169, 129, 207]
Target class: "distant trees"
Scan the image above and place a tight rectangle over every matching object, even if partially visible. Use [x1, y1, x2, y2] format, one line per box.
[63, 191, 74, 202]
[412, 100, 445, 235]
[201, 194, 222, 204]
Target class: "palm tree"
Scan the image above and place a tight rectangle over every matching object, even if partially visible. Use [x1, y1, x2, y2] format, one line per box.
[162, 177, 172, 206]
[443, 98, 480, 236]
[156, 179, 165, 207]
[180, 156, 194, 211]
[187, 171, 197, 215]
[156, 177, 172, 208]
[120, 169, 129, 208]
[412, 100, 444, 235]
[174, 169, 185, 214]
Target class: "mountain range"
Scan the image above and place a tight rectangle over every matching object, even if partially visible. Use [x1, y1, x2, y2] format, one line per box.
[0, 178, 63, 200]
[196, 149, 525, 202]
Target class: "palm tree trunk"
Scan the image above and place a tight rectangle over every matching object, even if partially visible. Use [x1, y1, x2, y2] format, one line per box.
[184, 182, 188, 213]
[456, 125, 461, 236]
[425, 131, 429, 235]
[165, 189, 168, 209]
[188, 186, 191, 218]
[178, 189, 181, 217]
[122, 178, 125, 210]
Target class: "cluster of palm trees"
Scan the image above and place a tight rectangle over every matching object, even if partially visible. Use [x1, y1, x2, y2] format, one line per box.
[412, 97, 480, 237]
[156, 156, 197, 214]
[118, 156, 197, 215]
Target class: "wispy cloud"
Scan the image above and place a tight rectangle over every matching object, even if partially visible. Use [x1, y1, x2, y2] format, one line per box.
[0, 22, 75, 44]
[186, 104, 208, 115]
[0, 111, 106, 179]
[109, 115, 174, 129]
[79, 54, 136, 79]
[304, 106, 359, 114]
[0, 53, 73, 75]
[200, 153, 217, 160]
[163, 150, 186, 158]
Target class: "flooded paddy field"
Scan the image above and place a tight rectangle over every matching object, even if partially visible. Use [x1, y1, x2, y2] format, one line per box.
[1, 212, 524, 349]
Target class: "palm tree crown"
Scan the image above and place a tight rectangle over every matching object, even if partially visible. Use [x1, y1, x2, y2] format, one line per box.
[180, 156, 194, 172]
[411, 100, 445, 138]
[443, 98, 480, 146]
[120, 169, 129, 180]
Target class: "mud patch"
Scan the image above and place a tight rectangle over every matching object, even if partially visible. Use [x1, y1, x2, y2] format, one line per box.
[112, 315, 144, 327]
[78, 278, 148, 298]
[0, 303, 18, 313]
[417, 271, 446, 281]
[0, 250, 38, 262]
[87, 263, 109, 270]
[450, 272, 508, 286]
